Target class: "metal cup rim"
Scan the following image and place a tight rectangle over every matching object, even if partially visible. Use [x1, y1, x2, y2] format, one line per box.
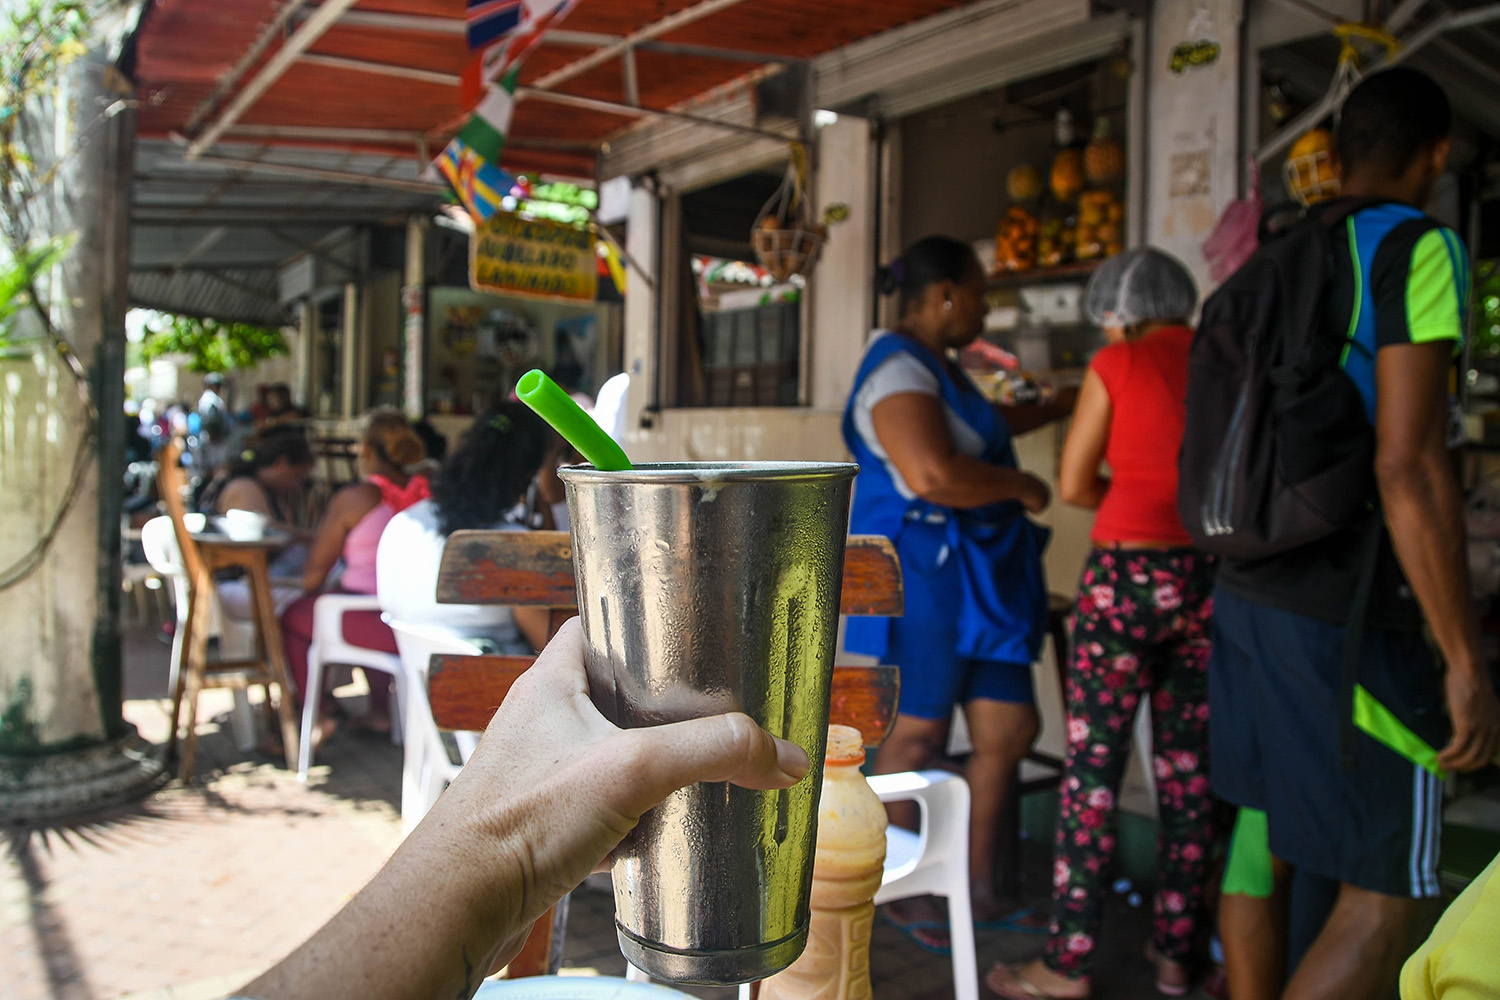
[557, 461, 859, 484]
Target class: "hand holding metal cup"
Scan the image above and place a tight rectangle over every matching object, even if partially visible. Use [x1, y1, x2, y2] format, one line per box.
[560, 461, 857, 985]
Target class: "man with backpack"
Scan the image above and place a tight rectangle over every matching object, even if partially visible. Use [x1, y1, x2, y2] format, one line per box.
[1181, 68, 1500, 999]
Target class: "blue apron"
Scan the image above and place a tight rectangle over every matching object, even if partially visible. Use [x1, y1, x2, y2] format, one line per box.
[842, 332, 1050, 665]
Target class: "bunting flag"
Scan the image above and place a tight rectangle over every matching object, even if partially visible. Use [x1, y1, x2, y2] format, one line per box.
[442, 0, 579, 224]
[466, 0, 524, 50]
[462, 0, 577, 104]
[454, 67, 520, 166]
[436, 138, 516, 224]
[599, 239, 627, 294]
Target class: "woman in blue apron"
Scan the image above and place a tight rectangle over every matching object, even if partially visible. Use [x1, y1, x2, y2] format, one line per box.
[844, 236, 1075, 949]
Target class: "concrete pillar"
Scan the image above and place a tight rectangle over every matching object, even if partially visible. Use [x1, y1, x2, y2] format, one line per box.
[809, 116, 877, 411]
[0, 32, 165, 821]
[401, 215, 427, 420]
[297, 299, 316, 409]
[620, 182, 659, 450]
[340, 281, 359, 418]
[1145, 0, 1245, 293]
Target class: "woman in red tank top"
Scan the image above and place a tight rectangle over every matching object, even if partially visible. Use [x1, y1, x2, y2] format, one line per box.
[989, 250, 1218, 1000]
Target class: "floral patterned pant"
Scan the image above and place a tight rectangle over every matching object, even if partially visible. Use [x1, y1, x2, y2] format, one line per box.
[1043, 547, 1218, 980]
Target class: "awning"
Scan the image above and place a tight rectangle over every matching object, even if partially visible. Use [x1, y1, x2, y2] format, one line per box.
[120, 0, 1093, 320]
[125, 0, 980, 181]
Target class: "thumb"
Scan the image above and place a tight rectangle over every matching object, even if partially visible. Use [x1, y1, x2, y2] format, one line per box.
[613, 712, 812, 812]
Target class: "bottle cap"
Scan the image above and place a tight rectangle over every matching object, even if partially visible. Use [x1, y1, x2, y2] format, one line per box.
[826, 725, 866, 765]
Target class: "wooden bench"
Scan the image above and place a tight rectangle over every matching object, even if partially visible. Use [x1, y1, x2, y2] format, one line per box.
[428, 530, 904, 978]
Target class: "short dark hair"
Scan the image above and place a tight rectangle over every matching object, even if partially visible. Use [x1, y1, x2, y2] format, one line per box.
[877, 235, 982, 314]
[1336, 68, 1451, 178]
[200, 426, 313, 510]
[230, 426, 313, 476]
[431, 402, 549, 536]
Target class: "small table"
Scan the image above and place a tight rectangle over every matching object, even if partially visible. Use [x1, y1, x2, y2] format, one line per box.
[173, 529, 301, 781]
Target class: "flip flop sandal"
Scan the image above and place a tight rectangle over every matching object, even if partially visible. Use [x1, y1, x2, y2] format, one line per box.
[879, 909, 952, 956]
[984, 964, 1086, 1000]
[976, 906, 1051, 935]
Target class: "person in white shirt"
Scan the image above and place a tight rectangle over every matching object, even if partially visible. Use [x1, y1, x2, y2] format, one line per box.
[376, 403, 553, 653]
[591, 370, 630, 446]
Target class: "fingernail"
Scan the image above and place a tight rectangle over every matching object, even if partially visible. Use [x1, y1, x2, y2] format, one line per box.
[777, 739, 812, 781]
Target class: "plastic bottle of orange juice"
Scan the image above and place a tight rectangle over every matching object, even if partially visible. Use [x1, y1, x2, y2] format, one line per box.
[761, 724, 887, 1000]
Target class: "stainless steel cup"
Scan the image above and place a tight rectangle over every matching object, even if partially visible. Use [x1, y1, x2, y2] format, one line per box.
[559, 461, 858, 985]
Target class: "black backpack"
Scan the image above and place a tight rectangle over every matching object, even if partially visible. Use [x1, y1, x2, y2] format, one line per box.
[1178, 198, 1382, 559]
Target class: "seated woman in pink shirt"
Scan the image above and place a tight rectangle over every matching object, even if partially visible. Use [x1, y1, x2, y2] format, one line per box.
[279, 409, 430, 748]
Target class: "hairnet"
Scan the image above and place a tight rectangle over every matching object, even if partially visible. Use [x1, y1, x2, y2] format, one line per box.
[1083, 247, 1198, 328]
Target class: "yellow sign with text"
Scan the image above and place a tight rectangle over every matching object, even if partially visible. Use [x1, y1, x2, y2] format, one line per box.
[469, 215, 598, 302]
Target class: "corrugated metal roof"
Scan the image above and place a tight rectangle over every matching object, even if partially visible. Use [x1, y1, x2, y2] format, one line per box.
[129, 137, 440, 321]
[127, 0, 974, 177]
[128, 267, 290, 327]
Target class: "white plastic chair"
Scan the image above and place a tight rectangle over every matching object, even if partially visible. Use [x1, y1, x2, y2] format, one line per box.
[140, 514, 257, 750]
[296, 593, 406, 781]
[872, 769, 978, 1000]
[384, 616, 483, 834]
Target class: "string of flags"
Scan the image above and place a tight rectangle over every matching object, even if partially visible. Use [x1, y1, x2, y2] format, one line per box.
[439, 0, 578, 224]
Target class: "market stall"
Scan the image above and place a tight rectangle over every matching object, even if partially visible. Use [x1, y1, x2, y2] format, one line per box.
[894, 53, 1138, 401]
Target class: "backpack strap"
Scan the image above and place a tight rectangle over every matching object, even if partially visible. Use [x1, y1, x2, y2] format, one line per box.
[1319, 197, 1405, 771]
[1340, 513, 1385, 773]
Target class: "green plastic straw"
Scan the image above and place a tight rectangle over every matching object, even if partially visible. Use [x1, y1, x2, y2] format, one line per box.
[515, 369, 633, 471]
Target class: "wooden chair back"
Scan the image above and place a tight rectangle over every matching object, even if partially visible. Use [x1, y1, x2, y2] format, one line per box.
[425, 529, 904, 978]
[155, 438, 205, 585]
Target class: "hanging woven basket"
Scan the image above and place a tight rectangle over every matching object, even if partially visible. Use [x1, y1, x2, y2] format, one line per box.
[751, 145, 828, 282]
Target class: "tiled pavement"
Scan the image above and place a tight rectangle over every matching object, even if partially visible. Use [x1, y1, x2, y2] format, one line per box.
[3, 623, 1194, 1000]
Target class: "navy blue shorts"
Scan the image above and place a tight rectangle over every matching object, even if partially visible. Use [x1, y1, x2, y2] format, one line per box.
[1210, 587, 1450, 898]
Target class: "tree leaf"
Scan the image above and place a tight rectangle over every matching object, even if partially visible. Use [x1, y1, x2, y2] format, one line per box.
[140, 312, 290, 373]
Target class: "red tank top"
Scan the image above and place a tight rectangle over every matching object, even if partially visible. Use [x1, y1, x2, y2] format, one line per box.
[1088, 325, 1195, 546]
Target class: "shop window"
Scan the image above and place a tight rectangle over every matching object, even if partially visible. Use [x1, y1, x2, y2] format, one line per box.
[671, 169, 803, 408]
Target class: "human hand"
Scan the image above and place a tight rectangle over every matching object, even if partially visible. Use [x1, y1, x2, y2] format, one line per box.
[1438, 665, 1500, 772]
[1020, 473, 1051, 514]
[414, 619, 812, 964]
[237, 621, 810, 1000]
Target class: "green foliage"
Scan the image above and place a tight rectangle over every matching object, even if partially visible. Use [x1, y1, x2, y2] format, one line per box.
[0, 1, 98, 209]
[0, 3, 109, 596]
[0, 235, 70, 356]
[0, 1, 105, 365]
[1, 2, 91, 99]
[1473, 265, 1500, 360]
[141, 313, 290, 373]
